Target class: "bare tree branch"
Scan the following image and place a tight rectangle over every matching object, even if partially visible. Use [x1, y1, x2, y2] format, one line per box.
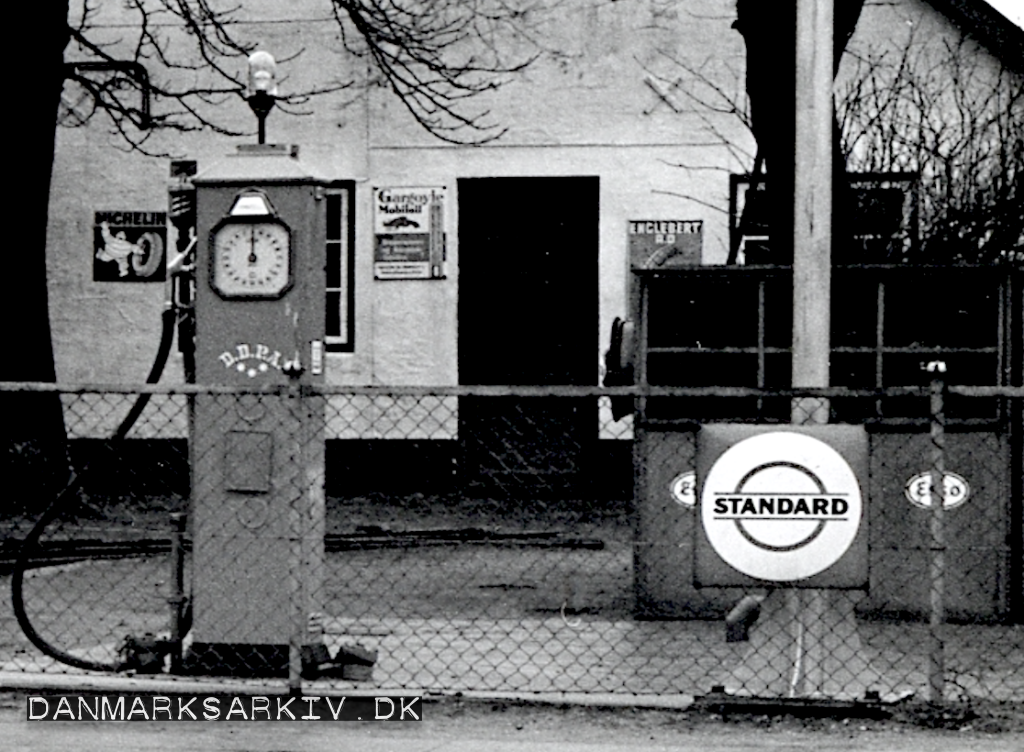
[331, 0, 550, 143]
[838, 34, 1024, 262]
[61, 0, 557, 152]
[650, 20, 1023, 264]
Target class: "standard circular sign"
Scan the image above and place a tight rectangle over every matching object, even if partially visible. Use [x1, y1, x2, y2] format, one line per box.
[904, 471, 970, 509]
[701, 432, 863, 582]
[669, 471, 696, 507]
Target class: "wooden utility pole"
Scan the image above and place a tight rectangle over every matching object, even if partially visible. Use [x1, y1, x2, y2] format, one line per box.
[789, 0, 834, 699]
[730, 0, 888, 701]
[793, 0, 833, 395]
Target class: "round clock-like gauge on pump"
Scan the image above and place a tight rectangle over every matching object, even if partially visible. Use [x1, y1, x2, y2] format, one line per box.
[211, 218, 292, 298]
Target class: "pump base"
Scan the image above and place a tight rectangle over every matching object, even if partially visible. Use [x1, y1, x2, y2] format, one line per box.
[180, 641, 377, 680]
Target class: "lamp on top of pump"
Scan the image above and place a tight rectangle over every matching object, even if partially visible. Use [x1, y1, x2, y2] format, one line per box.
[246, 51, 278, 144]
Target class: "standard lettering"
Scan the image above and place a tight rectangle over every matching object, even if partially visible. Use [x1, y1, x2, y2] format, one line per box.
[713, 495, 850, 517]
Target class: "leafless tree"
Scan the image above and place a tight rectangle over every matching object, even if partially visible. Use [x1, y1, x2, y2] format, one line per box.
[837, 36, 1024, 263]
[643, 26, 1023, 265]
[638, 49, 755, 214]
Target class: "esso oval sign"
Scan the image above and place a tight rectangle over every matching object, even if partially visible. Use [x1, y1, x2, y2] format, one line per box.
[904, 471, 970, 509]
[670, 471, 697, 507]
[700, 431, 864, 583]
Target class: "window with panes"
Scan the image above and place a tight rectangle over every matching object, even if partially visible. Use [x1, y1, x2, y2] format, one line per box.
[324, 186, 354, 352]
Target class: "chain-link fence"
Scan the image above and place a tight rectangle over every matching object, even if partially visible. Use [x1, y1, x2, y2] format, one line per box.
[1, 383, 1021, 703]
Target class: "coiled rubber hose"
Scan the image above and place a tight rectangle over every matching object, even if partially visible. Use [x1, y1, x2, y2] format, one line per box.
[11, 307, 177, 672]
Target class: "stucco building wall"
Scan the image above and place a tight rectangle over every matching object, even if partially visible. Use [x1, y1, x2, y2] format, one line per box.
[46, 0, 1013, 388]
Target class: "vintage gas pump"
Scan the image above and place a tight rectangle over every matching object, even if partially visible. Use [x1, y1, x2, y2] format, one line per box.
[182, 142, 330, 677]
[179, 55, 332, 676]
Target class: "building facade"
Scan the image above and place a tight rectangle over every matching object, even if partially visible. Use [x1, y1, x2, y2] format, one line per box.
[46, 0, 1020, 392]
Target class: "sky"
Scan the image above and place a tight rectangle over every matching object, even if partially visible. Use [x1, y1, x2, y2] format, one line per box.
[986, 0, 1024, 27]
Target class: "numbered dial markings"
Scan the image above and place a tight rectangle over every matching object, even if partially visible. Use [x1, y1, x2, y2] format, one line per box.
[212, 222, 291, 297]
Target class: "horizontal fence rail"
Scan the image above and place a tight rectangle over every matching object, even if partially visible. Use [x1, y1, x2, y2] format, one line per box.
[1, 382, 1021, 703]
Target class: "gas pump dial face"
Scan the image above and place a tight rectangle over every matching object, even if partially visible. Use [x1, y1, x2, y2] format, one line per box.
[211, 220, 292, 298]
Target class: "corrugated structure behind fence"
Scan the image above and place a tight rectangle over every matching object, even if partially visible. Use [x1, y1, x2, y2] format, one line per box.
[1, 383, 1021, 702]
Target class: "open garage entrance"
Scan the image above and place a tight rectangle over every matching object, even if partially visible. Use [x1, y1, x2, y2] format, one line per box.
[457, 176, 599, 494]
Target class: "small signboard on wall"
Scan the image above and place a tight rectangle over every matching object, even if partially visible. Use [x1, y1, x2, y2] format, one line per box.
[628, 219, 702, 270]
[93, 211, 167, 282]
[373, 186, 446, 280]
[627, 219, 701, 311]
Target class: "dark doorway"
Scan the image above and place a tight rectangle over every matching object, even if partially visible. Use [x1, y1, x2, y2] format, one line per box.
[458, 176, 599, 495]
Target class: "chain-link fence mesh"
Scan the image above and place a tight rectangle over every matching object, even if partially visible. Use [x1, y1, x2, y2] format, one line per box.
[2, 389, 191, 678]
[2, 384, 1021, 703]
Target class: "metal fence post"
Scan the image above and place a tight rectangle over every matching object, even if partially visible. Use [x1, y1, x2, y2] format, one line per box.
[287, 380, 305, 696]
[167, 512, 187, 674]
[928, 374, 946, 703]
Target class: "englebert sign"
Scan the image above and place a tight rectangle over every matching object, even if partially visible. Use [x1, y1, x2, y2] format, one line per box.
[699, 430, 865, 584]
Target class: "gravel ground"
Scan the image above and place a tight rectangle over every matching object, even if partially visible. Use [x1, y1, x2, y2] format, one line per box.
[2, 542, 1022, 700]
[1, 496, 1021, 703]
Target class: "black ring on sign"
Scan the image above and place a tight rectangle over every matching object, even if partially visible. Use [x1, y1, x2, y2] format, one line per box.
[732, 461, 830, 553]
[735, 518, 827, 552]
[734, 461, 828, 494]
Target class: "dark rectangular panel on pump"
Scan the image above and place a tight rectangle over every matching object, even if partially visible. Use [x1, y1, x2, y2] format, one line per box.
[224, 431, 273, 493]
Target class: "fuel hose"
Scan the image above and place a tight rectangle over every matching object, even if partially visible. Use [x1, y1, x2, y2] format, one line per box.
[11, 306, 177, 672]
